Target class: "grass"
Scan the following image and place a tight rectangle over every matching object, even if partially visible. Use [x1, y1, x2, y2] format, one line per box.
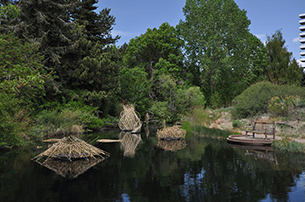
[273, 137, 305, 153]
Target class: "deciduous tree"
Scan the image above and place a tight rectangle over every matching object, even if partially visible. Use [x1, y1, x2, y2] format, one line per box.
[177, 0, 267, 106]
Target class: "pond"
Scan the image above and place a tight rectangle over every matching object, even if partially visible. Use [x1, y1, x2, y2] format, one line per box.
[1, 126, 305, 202]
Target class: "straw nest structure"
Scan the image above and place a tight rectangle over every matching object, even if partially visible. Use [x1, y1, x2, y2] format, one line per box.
[32, 136, 110, 164]
[39, 157, 104, 179]
[118, 104, 142, 132]
[119, 131, 142, 158]
[157, 125, 186, 140]
[157, 139, 187, 151]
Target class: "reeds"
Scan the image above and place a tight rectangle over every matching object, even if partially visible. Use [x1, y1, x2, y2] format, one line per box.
[157, 139, 187, 151]
[119, 131, 142, 158]
[39, 157, 104, 179]
[32, 136, 110, 164]
[157, 125, 186, 140]
[118, 104, 142, 131]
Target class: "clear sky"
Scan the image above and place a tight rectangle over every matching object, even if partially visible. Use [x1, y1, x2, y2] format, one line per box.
[98, 0, 305, 66]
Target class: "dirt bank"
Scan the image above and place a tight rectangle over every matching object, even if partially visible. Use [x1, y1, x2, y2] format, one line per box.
[208, 110, 305, 144]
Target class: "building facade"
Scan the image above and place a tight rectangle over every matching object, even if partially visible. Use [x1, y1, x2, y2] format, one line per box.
[300, 13, 305, 65]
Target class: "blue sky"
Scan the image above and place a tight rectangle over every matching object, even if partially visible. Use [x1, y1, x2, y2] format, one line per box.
[98, 0, 305, 66]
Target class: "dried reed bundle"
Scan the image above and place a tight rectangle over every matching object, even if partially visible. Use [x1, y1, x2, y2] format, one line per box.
[157, 125, 186, 140]
[157, 139, 187, 151]
[32, 136, 110, 163]
[118, 104, 142, 131]
[40, 157, 104, 179]
[119, 131, 142, 158]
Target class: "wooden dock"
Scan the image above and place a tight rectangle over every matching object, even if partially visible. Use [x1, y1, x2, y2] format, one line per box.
[227, 135, 274, 146]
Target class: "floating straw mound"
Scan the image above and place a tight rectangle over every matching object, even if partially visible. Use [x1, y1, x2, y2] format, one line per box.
[157, 139, 187, 151]
[41, 157, 103, 179]
[157, 125, 186, 140]
[32, 136, 110, 163]
[119, 131, 142, 158]
[118, 104, 142, 131]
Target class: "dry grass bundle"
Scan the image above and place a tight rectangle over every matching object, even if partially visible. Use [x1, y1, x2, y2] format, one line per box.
[157, 139, 187, 151]
[157, 125, 186, 140]
[39, 157, 104, 179]
[119, 131, 142, 158]
[32, 136, 110, 163]
[118, 104, 142, 131]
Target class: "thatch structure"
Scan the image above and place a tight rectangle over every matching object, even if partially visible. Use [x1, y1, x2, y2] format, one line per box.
[157, 139, 187, 151]
[157, 125, 186, 140]
[32, 136, 110, 164]
[38, 157, 104, 179]
[119, 131, 142, 158]
[118, 104, 142, 132]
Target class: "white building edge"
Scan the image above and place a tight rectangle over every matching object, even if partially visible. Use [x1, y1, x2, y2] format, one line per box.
[300, 13, 305, 67]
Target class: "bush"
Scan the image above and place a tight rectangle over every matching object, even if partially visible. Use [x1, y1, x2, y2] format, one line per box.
[0, 93, 28, 149]
[31, 101, 111, 138]
[268, 95, 299, 116]
[231, 81, 305, 119]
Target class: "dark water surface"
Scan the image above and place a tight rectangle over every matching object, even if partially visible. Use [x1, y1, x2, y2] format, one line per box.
[1, 127, 305, 202]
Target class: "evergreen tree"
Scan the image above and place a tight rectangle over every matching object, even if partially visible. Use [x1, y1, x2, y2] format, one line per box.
[61, 0, 121, 115]
[7, 0, 78, 71]
[72, 0, 119, 45]
[265, 30, 303, 85]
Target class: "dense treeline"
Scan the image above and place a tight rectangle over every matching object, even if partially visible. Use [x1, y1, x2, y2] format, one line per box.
[0, 0, 304, 149]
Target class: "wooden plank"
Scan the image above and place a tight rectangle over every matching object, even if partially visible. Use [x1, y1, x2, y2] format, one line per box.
[42, 139, 61, 143]
[97, 139, 122, 143]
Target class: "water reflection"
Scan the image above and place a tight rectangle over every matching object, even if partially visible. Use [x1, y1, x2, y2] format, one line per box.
[37, 157, 104, 179]
[119, 131, 142, 158]
[228, 144, 278, 165]
[1, 128, 305, 201]
[157, 139, 187, 151]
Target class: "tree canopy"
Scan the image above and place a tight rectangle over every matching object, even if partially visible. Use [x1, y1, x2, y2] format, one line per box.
[177, 0, 268, 105]
[265, 29, 303, 86]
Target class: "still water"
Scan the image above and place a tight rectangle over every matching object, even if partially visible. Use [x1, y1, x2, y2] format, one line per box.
[1, 126, 305, 202]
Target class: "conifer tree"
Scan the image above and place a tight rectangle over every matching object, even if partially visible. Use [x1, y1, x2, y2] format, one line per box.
[6, 0, 78, 71]
[61, 0, 121, 115]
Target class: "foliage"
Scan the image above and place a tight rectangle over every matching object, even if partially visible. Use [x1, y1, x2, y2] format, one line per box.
[32, 101, 111, 138]
[7, 0, 78, 70]
[119, 67, 151, 115]
[0, 32, 46, 149]
[232, 120, 246, 129]
[177, 0, 267, 106]
[60, 0, 121, 116]
[149, 74, 206, 122]
[0, 92, 25, 148]
[0, 33, 46, 96]
[273, 137, 305, 153]
[232, 81, 305, 119]
[123, 22, 185, 81]
[268, 95, 299, 116]
[265, 30, 303, 85]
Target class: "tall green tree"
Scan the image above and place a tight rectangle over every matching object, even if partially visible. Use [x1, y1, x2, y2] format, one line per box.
[72, 0, 119, 45]
[265, 30, 303, 86]
[123, 22, 185, 81]
[123, 22, 186, 104]
[177, 0, 267, 106]
[60, 0, 121, 115]
[0, 31, 46, 148]
[6, 0, 79, 71]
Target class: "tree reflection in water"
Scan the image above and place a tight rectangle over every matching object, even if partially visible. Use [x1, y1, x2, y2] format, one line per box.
[0, 128, 305, 202]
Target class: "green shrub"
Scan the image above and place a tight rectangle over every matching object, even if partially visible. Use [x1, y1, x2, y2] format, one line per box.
[31, 101, 111, 138]
[232, 81, 305, 119]
[0, 93, 27, 149]
[268, 95, 299, 116]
